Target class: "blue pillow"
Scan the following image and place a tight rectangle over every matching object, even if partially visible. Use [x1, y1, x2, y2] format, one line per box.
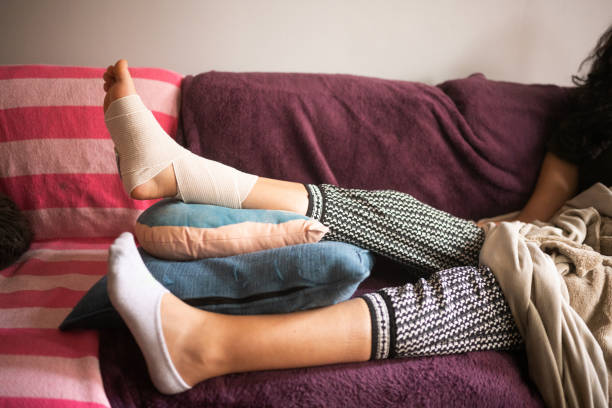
[60, 242, 374, 330]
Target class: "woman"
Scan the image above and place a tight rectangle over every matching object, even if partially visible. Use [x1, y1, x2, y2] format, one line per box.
[103, 25, 612, 394]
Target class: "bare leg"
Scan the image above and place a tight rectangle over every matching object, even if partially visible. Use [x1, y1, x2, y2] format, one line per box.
[103, 60, 309, 214]
[166, 294, 371, 387]
[137, 170, 308, 215]
[241, 178, 309, 215]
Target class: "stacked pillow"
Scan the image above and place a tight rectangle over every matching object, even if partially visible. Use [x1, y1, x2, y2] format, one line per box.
[61, 242, 374, 329]
[61, 198, 374, 329]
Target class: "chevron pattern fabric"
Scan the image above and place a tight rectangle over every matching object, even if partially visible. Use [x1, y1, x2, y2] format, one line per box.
[305, 184, 485, 272]
[364, 266, 522, 359]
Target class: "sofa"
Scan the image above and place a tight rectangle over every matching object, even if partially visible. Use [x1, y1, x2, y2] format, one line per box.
[0, 64, 571, 407]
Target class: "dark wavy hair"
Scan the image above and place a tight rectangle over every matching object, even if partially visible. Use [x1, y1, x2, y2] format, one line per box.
[0, 194, 33, 270]
[573, 24, 612, 88]
[555, 25, 612, 160]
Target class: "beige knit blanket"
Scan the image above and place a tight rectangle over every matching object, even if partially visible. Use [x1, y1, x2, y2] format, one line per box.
[479, 183, 612, 408]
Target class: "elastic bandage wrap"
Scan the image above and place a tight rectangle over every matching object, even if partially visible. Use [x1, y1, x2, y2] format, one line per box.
[104, 94, 257, 208]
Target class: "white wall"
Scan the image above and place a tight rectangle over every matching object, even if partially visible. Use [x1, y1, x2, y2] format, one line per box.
[1, 0, 611, 85]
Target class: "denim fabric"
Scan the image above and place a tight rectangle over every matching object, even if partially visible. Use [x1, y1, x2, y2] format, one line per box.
[60, 242, 374, 330]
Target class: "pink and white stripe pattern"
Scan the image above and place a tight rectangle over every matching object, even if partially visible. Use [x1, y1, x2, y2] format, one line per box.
[0, 65, 182, 239]
[0, 240, 110, 408]
[0, 65, 183, 407]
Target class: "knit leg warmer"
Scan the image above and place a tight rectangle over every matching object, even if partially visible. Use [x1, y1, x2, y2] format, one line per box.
[305, 184, 485, 272]
[361, 265, 522, 360]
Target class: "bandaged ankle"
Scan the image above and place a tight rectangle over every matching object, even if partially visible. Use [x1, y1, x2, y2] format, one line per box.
[105, 95, 257, 208]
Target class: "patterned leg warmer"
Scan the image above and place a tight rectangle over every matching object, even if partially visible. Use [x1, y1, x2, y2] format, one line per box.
[361, 265, 522, 360]
[305, 184, 485, 272]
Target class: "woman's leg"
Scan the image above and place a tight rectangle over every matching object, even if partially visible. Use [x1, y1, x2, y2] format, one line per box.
[107, 233, 521, 395]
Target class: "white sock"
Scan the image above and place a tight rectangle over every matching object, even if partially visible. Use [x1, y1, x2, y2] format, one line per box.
[106, 232, 191, 395]
[104, 95, 258, 208]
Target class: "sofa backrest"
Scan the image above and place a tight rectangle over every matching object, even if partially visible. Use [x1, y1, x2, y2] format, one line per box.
[180, 72, 571, 220]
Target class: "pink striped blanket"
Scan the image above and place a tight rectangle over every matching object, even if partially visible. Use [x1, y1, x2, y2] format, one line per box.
[0, 65, 182, 407]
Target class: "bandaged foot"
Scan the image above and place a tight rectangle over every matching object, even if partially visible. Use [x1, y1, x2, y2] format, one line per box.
[104, 94, 258, 208]
[106, 232, 191, 394]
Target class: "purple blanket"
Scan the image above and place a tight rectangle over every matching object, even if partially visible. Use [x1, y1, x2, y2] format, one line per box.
[100, 71, 570, 406]
[178, 71, 569, 219]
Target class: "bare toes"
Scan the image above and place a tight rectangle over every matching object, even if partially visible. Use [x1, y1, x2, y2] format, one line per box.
[114, 59, 131, 80]
[103, 59, 136, 108]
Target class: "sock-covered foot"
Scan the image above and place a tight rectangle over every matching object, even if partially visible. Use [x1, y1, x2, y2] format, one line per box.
[103, 64, 258, 208]
[106, 232, 191, 394]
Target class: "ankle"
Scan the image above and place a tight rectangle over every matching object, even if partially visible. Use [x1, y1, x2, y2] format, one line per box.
[179, 312, 229, 384]
[242, 178, 309, 215]
[130, 181, 164, 200]
[129, 165, 178, 200]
